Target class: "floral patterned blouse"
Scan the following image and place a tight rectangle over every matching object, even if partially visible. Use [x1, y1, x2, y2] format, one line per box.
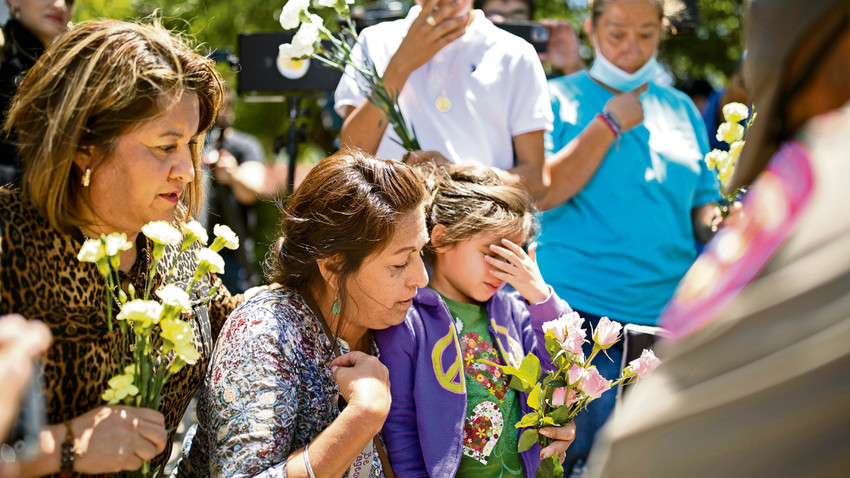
[177, 287, 386, 477]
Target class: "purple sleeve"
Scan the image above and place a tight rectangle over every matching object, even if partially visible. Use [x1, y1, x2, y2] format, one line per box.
[376, 317, 430, 477]
[521, 288, 574, 372]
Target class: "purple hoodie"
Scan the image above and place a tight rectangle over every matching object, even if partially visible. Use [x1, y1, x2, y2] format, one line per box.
[375, 286, 573, 477]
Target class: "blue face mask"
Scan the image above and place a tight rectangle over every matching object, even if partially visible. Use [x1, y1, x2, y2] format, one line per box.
[588, 45, 659, 92]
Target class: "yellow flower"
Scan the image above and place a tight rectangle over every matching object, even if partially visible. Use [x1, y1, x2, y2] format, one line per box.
[161, 318, 201, 364]
[728, 141, 744, 163]
[705, 150, 728, 171]
[102, 372, 139, 404]
[116, 299, 163, 328]
[717, 163, 735, 190]
[722, 102, 749, 123]
[716, 121, 745, 144]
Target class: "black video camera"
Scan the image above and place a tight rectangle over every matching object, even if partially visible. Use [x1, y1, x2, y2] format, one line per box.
[496, 21, 549, 53]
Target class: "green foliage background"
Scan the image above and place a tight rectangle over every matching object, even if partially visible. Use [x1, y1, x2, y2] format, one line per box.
[72, 0, 746, 159]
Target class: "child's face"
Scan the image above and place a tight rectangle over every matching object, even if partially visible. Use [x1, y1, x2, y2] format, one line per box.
[430, 228, 526, 304]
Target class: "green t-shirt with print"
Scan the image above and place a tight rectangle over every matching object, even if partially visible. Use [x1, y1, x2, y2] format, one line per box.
[441, 294, 524, 478]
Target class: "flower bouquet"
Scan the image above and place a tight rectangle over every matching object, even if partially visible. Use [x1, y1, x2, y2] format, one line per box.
[704, 102, 755, 217]
[76, 221, 238, 477]
[277, 0, 421, 152]
[483, 313, 661, 477]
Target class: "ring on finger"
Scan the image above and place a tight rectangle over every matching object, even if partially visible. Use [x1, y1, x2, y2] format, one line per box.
[425, 15, 437, 26]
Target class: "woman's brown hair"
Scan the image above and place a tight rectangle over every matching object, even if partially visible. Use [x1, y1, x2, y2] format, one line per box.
[268, 148, 426, 313]
[4, 18, 223, 232]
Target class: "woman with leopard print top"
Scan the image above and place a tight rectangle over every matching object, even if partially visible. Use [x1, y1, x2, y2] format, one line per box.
[0, 19, 242, 476]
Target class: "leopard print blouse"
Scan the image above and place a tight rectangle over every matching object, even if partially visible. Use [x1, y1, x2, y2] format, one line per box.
[0, 188, 243, 475]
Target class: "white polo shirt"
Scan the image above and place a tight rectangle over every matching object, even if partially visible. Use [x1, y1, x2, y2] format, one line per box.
[335, 7, 553, 170]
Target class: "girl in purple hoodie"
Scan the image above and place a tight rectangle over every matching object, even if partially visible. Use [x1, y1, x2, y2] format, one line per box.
[375, 165, 577, 477]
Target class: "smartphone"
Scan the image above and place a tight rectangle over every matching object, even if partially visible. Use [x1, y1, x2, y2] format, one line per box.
[496, 21, 550, 53]
[3, 362, 46, 461]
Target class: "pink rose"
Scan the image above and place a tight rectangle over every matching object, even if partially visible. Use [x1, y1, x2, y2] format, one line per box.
[551, 387, 579, 407]
[593, 316, 622, 349]
[551, 386, 567, 406]
[542, 318, 567, 342]
[629, 349, 661, 378]
[562, 328, 585, 356]
[578, 367, 611, 400]
[567, 364, 585, 386]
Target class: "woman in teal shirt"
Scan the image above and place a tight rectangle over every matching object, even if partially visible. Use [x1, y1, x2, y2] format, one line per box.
[534, 0, 721, 474]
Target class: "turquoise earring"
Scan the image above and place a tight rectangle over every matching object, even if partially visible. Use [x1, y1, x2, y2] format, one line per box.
[331, 296, 340, 315]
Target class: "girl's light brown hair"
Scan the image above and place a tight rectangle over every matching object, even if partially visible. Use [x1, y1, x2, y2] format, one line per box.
[267, 148, 426, 313]
[423, 164, 538, 263]
[4, 18, 223, 233]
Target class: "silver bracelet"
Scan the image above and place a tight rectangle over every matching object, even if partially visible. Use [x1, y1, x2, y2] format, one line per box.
[303, 443, 317, 478]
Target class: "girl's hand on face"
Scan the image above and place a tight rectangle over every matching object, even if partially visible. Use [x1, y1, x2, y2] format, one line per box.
[486, 240, 550, 304]
[388, 0, 470, 77]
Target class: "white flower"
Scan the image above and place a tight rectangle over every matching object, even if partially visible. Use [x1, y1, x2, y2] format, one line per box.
[104, 233, 132, 257]
[316, 0, 336, 7]
[279, 0, 310, 30]
[156, 284, 191, 312]
[116, 299, 163, 327]
[77, 239, 104, 263]
[716, 121, 745, 145]
[213, 224, 240, 250]
[722, 102, 749, 123]
[290, 19, 320, 58]
[142, 221, 181, 246]
[181, 221, 208, 245]
[197, 248, 225, 274]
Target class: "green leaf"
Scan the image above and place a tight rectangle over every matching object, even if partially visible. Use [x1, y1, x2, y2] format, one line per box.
[509, 375, 532, 393]
[515, 411, 540, 428]
[527, 383, 541, 410]
[548, 379, 567, 387]
[547, 405, 572, 424]
[536, 455, 555, 478]
[518, 428, 538, 452]
[518, 353, 543, 384]
[553, 455, 564, 476]
[541, 416, 557, 426]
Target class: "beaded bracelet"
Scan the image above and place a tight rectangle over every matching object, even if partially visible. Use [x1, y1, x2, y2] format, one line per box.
[596, 110, 622, 139]
[58, 420, 75, 478]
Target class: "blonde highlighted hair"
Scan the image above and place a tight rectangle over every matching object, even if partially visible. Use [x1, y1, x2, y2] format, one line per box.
[422, 164, 538, 263]
[4, 18, 223, 232]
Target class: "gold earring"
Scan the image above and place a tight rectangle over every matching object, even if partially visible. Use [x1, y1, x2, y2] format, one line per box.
[81, 168, 91, 187]
[11, 7, 21, 20]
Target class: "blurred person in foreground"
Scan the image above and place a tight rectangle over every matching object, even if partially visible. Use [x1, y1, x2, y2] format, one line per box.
[335, 0, 552, 199]
[534, 0, 721, 472]
[0, 0, 74, 185]
[477, 0, 586, 77]
[588, 0, 850, 476]
[0, 19, 242, 475]
[202, 91, 266, 293]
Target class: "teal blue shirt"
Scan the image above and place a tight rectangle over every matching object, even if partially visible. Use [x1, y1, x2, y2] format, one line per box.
[539, 71, 720, 325]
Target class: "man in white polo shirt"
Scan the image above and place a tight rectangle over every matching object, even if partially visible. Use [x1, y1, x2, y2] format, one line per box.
[334, 0, 552, 199]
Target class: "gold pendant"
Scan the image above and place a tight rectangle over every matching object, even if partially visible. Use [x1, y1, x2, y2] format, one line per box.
[435, 90, 451, 112]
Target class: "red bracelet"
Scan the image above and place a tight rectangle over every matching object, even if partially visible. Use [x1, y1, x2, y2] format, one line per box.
[596, 112, 621, 138]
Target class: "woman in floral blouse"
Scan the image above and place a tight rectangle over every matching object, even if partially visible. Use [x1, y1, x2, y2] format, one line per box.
[179, 149, 430, 477]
